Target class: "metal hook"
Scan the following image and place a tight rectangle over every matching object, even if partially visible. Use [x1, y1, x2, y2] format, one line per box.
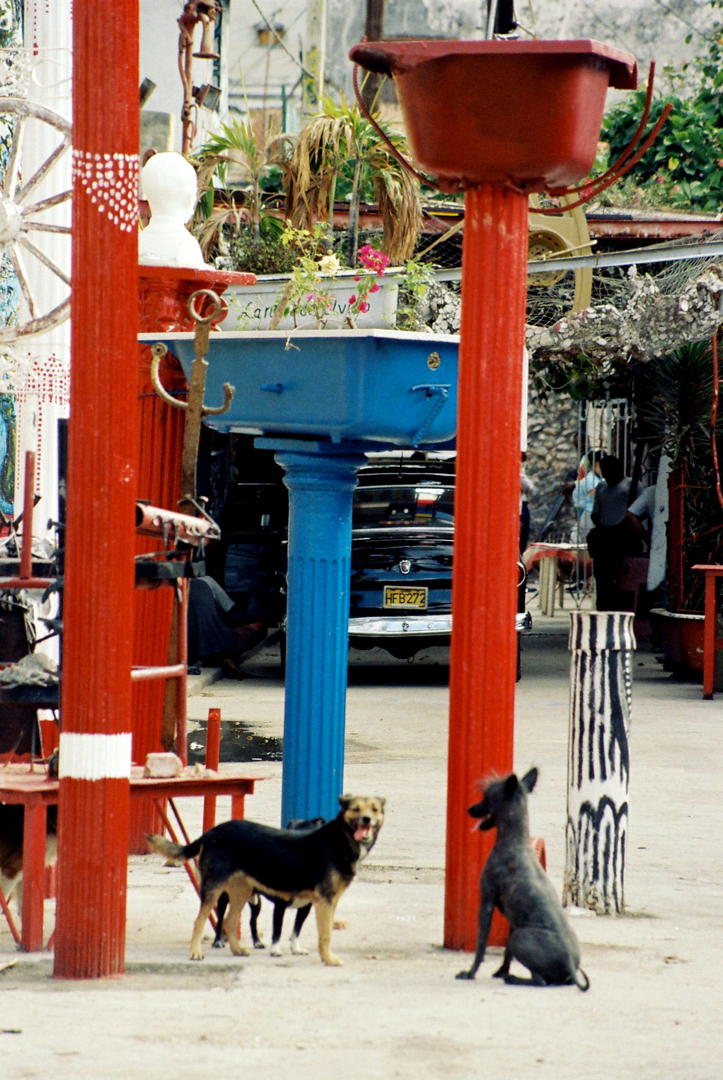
[149, 289, 235, 512]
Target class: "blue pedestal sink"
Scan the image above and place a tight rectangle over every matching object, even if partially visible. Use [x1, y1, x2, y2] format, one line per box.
[140, 329, 459, 823]
[140, 329, 458, 447]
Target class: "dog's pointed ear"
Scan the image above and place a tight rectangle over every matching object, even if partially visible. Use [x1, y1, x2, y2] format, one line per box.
[521, 767, 538, 793]
[377, 797, 386, 810]
[503, 773, 519, 798]
[339, 793, 354, 810]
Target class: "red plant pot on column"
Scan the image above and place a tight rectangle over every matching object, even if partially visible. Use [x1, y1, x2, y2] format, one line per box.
[350, 37, 637, 952]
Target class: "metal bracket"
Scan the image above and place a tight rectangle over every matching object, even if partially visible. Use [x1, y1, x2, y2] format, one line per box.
[409, 383, 451, 447]
[149, 290, 236, 510]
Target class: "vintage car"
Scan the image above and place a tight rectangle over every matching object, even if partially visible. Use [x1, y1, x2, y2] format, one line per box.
[213, 440, 529, 668]
[347, 455, 531, 663]
[347, 457, 455, 659]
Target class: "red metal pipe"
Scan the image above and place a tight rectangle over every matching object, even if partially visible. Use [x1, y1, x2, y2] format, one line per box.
[0, 577, 54, 589]
[176, 579, 189, 764]
[19, 451, 36, 580]
[0, 882, 20, 945]
[711, 334, 723, 512]
[135, 502, 220, 543]
[130, 664, 186, 682]
[203, 707, 221, 832]
[445, 184, 528, 951]
[21, 803, 51, 951]
[53, 0, 138, 979]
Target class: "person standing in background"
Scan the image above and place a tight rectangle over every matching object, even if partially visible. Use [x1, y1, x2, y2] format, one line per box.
[571, 450, 602, 544]
[587, 455, 643, 610]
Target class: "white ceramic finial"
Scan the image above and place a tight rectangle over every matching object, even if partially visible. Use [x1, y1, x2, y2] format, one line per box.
[138, 152, 207, 268]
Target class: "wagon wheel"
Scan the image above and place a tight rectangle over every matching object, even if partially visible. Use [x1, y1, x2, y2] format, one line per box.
[527, 194, 593, 327]
[0, 97, 72, 343]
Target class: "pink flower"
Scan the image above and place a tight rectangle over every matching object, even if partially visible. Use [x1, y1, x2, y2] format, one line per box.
[306, 293, 314, 301]
[359, 301, 370, 313]
[348, 294, 357, 304]
[354, 275, 360, 282]
[358, 244, 389, 274]
[370, 282, 380, 293]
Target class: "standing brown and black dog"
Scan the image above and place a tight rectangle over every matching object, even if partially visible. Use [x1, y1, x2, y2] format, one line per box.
[147, 794, 385, 965]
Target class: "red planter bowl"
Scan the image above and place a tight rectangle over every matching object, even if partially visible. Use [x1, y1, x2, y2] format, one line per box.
[349, 39, 637, 191]
[651, 608, 705, 678]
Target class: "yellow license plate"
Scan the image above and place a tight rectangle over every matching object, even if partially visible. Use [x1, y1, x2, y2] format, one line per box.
[383, 586, 428, 610]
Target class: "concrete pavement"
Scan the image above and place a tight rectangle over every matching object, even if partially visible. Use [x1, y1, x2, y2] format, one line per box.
[1, 610, 721, 1079]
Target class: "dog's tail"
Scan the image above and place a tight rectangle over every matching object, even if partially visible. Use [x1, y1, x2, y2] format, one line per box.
[573, 966, 590, 992]
[146, 833, 202, 865]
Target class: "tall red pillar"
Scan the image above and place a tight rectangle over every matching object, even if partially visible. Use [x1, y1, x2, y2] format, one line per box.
[53, 2, 139, 978]
[444, 184, 528, 950]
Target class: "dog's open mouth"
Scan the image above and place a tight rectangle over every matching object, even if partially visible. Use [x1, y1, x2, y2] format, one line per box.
[476, 814, 493, 830]
[354, 823, 373, 842]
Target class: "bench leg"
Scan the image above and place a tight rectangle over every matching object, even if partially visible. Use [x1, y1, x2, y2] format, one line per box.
[703, 574, 717, 699]
[539, 557, 558, 617]
[21, 803, 47, 952]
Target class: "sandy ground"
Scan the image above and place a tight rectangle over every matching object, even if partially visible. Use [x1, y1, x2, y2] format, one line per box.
[1, 613, 721, 1079]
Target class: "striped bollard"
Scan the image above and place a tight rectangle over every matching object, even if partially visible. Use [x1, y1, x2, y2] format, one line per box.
[564, 610, 635, 915]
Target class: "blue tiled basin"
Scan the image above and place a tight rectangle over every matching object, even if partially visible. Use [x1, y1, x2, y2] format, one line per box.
[138, 329, 458, 447]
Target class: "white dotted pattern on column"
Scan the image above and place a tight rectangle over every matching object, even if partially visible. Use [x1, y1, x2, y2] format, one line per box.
[72, 150, 140, 232]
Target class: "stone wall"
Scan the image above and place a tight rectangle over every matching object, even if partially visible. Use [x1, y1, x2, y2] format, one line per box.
[525, 394, 579, 542]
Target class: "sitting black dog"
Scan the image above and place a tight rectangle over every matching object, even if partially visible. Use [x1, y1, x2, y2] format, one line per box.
[456, 768, 589, 990]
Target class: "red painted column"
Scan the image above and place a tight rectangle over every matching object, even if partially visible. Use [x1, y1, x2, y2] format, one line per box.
[203, 707, 222, 832]
[53, 2, 139, 978]
[702, 571, 718, 699]
[20, 803, 48, 952]
[444, 184, 529, 951]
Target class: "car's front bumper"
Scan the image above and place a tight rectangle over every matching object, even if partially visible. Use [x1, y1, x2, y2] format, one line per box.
[348, 614, 452, 637]
[347, 611, 532, 637]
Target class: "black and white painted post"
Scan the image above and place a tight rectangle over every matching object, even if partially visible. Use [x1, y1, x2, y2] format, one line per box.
[564, 610, 635, 914]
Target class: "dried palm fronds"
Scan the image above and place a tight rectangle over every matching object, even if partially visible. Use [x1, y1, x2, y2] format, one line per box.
[285, 98, 422, 264]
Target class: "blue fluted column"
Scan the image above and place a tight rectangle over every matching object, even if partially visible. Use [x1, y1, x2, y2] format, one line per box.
[265, 440, 368, 824]
[564, 610, 636, 915]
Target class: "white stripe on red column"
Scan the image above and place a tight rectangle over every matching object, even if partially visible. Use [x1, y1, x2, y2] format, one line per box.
[58, 732, 132, 780]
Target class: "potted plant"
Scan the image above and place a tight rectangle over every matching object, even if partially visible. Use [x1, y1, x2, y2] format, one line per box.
[285, 94, 422, 267]
[191, 115, 293, 272]
[220, 221, 425, 332]
[190, 98, 432, 333]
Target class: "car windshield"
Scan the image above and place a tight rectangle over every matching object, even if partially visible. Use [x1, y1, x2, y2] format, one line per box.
[352, 485, 454, 529]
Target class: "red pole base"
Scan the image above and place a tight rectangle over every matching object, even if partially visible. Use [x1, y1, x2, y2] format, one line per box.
[444, 184, 529, 951]
[53, 777, 130, 979]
